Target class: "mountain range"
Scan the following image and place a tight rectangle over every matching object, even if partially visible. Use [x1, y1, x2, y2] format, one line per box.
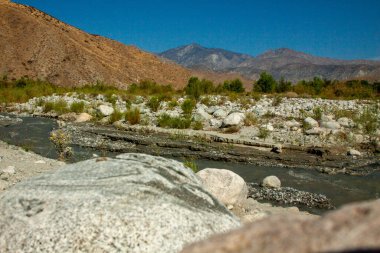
[159, 44, 380, 82]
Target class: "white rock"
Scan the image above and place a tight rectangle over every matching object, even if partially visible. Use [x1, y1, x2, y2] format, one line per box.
[285, 119, 301, 128]
[197, 168, 248, 205]
[222, 113, 245, 127]
[347, 149, 362, 156]
[321, 120, 341, 130]
[262, 175, 281, 188]
[2, 166, 15, 174]
[304, 117, 319, 128]
[34, 160, 46, 164]
[305, 127, 326, 136]
[75, 113, 93, 123]
[194, 107, 213, 121]
[98, 105, 114, 116]
[213, 109, 228, 119]
[337, 117, 353, 128]
[209, 118, 222, 128]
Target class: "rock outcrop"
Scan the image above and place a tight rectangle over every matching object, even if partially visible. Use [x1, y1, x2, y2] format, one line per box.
[181, 200, 380, 253]
[0, 154, 240, 253]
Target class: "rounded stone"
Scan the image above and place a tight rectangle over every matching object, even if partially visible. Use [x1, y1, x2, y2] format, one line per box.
[262, 175, 281, 188]
[197, 168, 248, 206]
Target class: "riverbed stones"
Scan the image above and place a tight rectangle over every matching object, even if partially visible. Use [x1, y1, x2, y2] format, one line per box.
[196, 168, 248, 206]
[0, 154, 240, 253]
[98, 104, 114, 116]
[222, 112, 245, 127]
[262, 175, 281, 188]
[181, 200, 380, 253]
[304, 117, 318, 128]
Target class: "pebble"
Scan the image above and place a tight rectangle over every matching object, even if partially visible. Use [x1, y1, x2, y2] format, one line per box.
[34, 160, 46, 164]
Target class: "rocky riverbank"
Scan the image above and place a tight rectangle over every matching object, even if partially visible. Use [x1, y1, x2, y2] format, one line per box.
[0, 140, 65, 193]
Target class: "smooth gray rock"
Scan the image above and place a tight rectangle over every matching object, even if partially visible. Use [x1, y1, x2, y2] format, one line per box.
[0, 154, 240, 253]
[320, 120, 341, 130]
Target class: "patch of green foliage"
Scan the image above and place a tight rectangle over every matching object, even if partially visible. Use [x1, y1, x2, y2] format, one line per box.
[109, 109, 124, 124]
[157, 113, 192, 129]
[70, 101, 85, 113]
[125, 108, 141, 125]
[223, 79, 245, 93]
[181, 99, 196, 115]
[183, 159, 199, 173]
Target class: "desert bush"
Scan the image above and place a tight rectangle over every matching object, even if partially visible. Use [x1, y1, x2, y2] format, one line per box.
[258, 127, 270, 139]
[254, 72, 277, 93]
[272, 96, 283, 106]
[70, 101, 85, 113]
[125, 108, 141, 125]
[147, 96, 162, 112]
[109, 109, 124, 123]
[157, 114, 192, 129]
[354, 106, 379, 135]
[192, 120, 203, 130]
[313, 107, 323, 121]
[52, 99, 69, 115]
[167, 99, 179, 109]
[181, 99, 196, 115]
[43, 102, 54, 113]
[50, 130, 72, 161]
[244, 112, 257, 126]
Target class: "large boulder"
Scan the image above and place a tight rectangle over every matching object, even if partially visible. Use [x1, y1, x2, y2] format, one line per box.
[75, 112, 93, 123]
[196, 168, 248, 206]
[181, 200, 380, 253]
[0, 154, 240, 253]
[222, 112, 245, 127]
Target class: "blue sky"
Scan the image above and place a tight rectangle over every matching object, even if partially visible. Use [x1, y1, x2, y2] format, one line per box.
[13, 0, 380, 60]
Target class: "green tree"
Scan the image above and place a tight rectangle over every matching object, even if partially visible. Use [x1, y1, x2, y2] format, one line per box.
[276, 77, 292, 93]
[223, 79, 245, 93]
[254, 72, 277, 93]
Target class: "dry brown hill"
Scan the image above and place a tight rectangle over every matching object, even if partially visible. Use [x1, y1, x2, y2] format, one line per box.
[0, 1, 195, 88]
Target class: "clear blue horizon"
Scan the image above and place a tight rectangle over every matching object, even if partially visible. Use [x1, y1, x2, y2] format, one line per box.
[13, 0, 380, 60]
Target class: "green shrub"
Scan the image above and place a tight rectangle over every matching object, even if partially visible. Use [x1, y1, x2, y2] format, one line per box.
[147, 96, 161, 112]
[181, 99, 196, 115]
[167, 99, 179, 109]
[313, 107, 323, 121]
[125, 108, 141, 125]
[70, 101, 85, 113]
[109, 109, 124, 123]
[223, 79, 245, 93]
[192, 121, 203, 130]
[254, 72, 277, 93]
[157, 114, 192, 129]
[183, 159, 199, 173]
[258, 127, 270, 139]
[272, 96, 283, 106]
[43, 102, 54, 113]
[354, 106, 379, 135]
[53, 99, 69, 114]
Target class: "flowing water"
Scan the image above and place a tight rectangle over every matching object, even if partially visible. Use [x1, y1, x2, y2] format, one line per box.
[1, 114, 379, 213]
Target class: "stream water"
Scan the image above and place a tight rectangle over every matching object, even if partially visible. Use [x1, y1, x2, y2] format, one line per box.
[1, 114, 379, 213]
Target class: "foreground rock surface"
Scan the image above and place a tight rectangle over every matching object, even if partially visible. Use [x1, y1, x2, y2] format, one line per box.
[181, 200, 380, 253]
[0, 153, 240, 253]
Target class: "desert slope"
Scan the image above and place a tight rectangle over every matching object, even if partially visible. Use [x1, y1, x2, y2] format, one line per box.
[0, 1, 192, 88]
